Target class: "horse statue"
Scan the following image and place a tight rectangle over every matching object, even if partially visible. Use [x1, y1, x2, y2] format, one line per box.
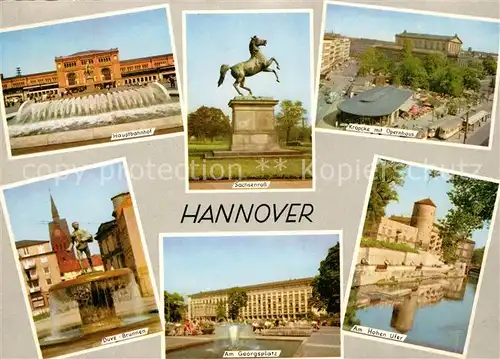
[217, 35, 280, 96]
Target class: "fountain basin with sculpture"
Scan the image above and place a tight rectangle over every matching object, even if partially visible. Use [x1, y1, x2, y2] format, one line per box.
[7, 82, 182, 139]
[39, 268, 156, 348]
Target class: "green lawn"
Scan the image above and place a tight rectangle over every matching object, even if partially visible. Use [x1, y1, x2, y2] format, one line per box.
[187, 140, 312, 180]
[360, 237, 419, 253]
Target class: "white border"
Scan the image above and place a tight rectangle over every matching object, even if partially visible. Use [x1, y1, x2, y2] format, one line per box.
[0, 157, 165, 359]
[159, 230, 344, 359]
[315, 0, 500, 151]
[0, 4, 186, 161]
[340, 154, 500, 358]
[181, 9, 317, 194]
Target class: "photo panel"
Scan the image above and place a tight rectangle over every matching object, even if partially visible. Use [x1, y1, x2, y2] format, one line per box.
[0, 159, 163, 359]
[0, 5, 184, 159]
[316, 1, 499, 149]
[161, 231, 342, 359]
[183, 10, 315, 192]
[342, 155, 500, 357]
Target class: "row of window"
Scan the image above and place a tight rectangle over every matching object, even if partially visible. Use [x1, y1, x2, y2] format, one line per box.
[28, 77, 58, 85]
[124, 75, 158, 85]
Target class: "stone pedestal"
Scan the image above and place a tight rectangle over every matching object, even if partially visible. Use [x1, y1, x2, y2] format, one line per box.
[210, 96, 302, 159]
[229, 97, 281, 152]
[85, 76, 95, 91]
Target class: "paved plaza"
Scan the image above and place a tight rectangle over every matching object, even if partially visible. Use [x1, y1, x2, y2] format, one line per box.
[165, 326, 341, 358]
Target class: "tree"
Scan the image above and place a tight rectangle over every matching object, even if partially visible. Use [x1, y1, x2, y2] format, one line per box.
[275, 100, 308, 144]
[187, 106, 231, 141]
[447, 175, 498, 227]
[358, 48, 390, 76]
[395, 55, 429, 90]
[227, 288, 248, 320]
[462, 67, 482, 92]
[344, 287, 361, 328]
[164, 291, 186, 323]
[216, 300, 227, 321]
[423, 53, 448, 75]
[436, 174, 498, 263]
[482, 55, 497, 76]
[471, 247, 485, 266]
[310, 243, 341, 316]
[15, 67, 21, 76]
[363, 160, 407, 236]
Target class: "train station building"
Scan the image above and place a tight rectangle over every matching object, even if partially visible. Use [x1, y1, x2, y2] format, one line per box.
[1, 48, 177, 105]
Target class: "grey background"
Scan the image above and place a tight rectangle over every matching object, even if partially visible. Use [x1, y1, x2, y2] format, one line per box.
[0, 0, 499, 358]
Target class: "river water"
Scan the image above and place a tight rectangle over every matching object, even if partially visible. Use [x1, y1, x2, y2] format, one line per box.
[352, 276, 478, 354]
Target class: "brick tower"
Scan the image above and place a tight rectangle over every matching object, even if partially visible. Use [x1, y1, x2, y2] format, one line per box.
[410, 198, 437, 250]
[48, 193, 76, 266]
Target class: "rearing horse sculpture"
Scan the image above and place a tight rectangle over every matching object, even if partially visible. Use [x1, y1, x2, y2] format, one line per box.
[217, 35, 280, 96]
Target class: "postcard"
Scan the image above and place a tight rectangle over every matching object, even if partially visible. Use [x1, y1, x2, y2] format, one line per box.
[0, 159, 163, 359]
[0, 5, 183, 159]
[183, 10, 315, 192]
[316, 1, 499, 149]
[342, 155, 500, 357]
[161, 231, 342, 358]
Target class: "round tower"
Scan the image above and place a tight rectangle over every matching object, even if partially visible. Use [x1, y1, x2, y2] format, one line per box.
[409, 198, 436, 250]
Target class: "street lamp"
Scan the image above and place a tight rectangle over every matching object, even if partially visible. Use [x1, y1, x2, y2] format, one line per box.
[462, 104, 472, 144]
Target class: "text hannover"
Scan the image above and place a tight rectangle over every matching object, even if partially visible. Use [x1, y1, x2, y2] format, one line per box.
[180, 203, 314, 224]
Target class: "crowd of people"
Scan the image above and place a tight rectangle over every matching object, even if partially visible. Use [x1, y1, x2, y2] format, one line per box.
[166, 317, 322, 337]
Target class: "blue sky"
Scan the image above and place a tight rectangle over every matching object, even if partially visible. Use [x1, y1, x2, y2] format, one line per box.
[163, 234, 339, 297]
[325, 4, 500, 53]
[0, 8, 172, 78]
[384, 163, 497, 248]
[185, 12, 313, 124]
[2, 162, 130, 255]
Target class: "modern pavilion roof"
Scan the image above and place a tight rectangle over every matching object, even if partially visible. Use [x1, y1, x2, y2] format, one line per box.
[338, 86, 413, 117]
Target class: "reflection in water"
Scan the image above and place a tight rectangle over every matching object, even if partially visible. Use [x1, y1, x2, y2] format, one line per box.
[350, 277, 478, 354]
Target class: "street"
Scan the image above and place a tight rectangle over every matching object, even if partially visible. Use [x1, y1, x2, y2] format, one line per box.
[465, 121, 491, 146]
[316, 60, 359, 127]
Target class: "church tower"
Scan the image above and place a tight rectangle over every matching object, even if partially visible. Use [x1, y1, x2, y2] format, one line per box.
[48, 193, 76, 267]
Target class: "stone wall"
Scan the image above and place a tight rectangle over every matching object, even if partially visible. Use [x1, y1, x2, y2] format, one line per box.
[357, 247, 444, 266]
[353, 265, 451, 286]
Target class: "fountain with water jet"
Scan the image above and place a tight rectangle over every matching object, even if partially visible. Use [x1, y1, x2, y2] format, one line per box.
[6, 82, 183, 154]
[39, 268, 154, 348]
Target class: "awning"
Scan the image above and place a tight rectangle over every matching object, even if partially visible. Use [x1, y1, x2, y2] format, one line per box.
[399, 102, 414, 112]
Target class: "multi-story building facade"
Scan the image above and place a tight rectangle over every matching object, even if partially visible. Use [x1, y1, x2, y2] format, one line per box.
[16, 240, 62, 315]
[321, 33, 351, 77]
[95, 192, 154, 298]
[1, 48, 176, 105]
[188, 277, 316, 321]
[456, 239, 475, 274]
[375, 31, 463, 62]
